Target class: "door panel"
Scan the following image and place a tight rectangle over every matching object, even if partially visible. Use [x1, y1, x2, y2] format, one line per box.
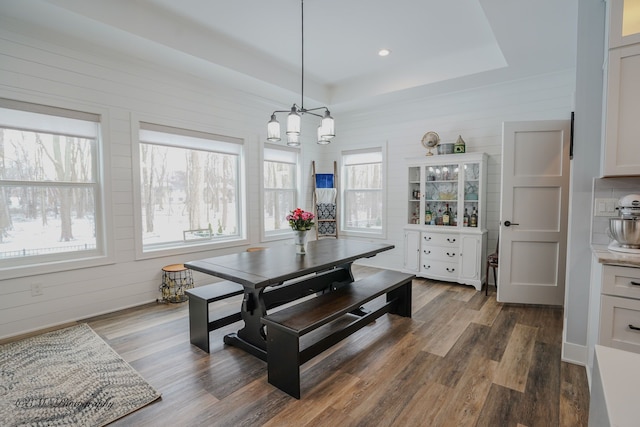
[512, 187, 562, 231]
[499, 120, 570, 305]
[510, 241, 559, 286]
[460, 235, 479, 279]
[513, 130, 565, 176]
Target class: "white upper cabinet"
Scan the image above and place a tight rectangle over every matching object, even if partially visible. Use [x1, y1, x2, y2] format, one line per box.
[602, 43, 640, 176]
[602, 0, 640, 176]
[608, 0, 640, 49]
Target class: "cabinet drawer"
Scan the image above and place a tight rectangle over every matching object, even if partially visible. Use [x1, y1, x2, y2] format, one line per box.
[421, 246, 459, 262]
[421, 232, 458, 247]
[602, 265, 640, 299]
[421, 259, 458, 277]
[600, 295, 640, 354]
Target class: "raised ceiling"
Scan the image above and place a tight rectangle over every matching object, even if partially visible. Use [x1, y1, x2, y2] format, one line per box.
[0, 0, 578, 112]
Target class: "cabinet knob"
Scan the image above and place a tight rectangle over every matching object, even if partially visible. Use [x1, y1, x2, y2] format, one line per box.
[629, 324, 640, 331]
[447, 238, 456, 243]
[446, 252, 456, 257]
[424, 236, 432, 241]
[446, 267, 455, 273]
[630, 281, 640, 286]
[423, 250, 431, 255]
[423, 265, 431, 270]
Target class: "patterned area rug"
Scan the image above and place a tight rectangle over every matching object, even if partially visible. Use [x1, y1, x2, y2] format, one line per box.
[0, 324, 161, 426]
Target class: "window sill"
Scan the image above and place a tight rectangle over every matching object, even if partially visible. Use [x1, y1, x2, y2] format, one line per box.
[0, 253, 115, 281]
[136, 237, 249, 261]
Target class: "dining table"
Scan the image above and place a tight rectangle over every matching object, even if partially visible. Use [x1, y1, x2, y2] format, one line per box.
[184, 238, 394, 360]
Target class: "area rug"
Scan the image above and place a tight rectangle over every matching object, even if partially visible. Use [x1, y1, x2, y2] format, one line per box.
[0, 323, 161, 426]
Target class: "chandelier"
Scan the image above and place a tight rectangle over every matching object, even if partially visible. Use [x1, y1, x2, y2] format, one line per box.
[267, 0, 335, 147]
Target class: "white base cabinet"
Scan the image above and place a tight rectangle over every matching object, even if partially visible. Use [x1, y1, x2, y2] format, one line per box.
[599, 265, 640, 354]
[405, 227, 487, 290]
[403, 230, 420, 272]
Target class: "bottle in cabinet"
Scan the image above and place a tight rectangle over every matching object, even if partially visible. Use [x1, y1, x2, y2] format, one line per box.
[470, 208, 478, 227]
[453, 210, 458, 226]
[425, 204, 432, 225]
[463, 208, 469, 227]
[443, 204, 450, 226]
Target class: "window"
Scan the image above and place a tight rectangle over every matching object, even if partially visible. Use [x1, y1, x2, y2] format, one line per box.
[0, 99, 103, 270]
[263, 145, 299, 237]
[341, 147, 384, 235]
[138, 122, 243, 253]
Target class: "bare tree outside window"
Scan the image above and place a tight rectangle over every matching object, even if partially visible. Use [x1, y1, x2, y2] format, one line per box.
[138, 139, 240, 248]
[342, 149, 383, 233]
[264, 159, 296, 233]
[0, 127, 97, 259]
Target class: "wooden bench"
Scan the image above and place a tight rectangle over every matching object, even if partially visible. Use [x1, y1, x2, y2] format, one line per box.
[185, 281, 245, 353]
[261, 269, 415, 398]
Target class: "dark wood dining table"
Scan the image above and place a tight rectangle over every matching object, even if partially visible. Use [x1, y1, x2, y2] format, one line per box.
[185, 238, 394, 360]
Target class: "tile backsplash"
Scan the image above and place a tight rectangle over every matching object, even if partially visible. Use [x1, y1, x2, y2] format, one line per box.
[592, 177, 640, 245]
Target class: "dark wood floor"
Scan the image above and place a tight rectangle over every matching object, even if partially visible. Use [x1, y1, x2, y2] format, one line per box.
[77, 268, 589, 426]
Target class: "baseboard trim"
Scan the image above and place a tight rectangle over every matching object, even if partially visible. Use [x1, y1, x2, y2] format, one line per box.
[562, 341, 588, 366]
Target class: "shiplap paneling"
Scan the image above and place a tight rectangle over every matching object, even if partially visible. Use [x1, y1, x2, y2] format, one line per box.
[335, 70, 575, 274]
[0, 23, 575, 339]
[0, 28, 287, 338]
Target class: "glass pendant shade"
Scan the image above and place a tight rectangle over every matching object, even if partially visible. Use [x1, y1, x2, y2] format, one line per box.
[317, 125, 330, 145]
[265, 1, 336, 145]
[321, 110, 335, 139]
[267, 114, 281, 142]
[286, 107, 301, 136]
[287, 133, 300, 147]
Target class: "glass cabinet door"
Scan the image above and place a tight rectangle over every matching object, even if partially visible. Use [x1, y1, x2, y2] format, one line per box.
[462, 162, 480, 227]
[424, 163, 458, 226]
[622, 0, 640, 38]
[407, 166, 421, 224]
[609, 0, 640, 48]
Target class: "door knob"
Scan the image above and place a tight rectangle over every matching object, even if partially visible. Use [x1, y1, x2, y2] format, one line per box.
[503, 220, 519, 227]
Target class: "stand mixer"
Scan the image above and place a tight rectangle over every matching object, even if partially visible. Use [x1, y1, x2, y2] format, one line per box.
[608, 193, 640, 253]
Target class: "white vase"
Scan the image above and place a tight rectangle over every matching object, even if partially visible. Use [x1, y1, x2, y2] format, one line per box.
[293, 230, 308, 254]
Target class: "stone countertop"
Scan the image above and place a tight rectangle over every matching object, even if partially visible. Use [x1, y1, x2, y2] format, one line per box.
[593, 245, 640, 268]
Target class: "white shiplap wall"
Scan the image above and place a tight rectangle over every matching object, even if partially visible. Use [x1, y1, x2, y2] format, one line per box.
[0, 28, 321, 339]
[331, 70, 576, 273]
[0, 23, 576, 339]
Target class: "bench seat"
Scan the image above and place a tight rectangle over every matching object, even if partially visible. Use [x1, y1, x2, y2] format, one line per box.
[261, 269, 414, 398]
[186, 281, 244, 353]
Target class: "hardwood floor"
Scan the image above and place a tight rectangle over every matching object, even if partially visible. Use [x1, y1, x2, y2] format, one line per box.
[75, 268, 589, 426]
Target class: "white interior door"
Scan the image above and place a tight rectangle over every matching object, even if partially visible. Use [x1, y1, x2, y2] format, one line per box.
[498, 120, 571, 305]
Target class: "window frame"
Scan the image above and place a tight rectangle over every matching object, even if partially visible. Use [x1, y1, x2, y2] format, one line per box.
[0, 97, 113, 279]
[260, 143, 301, 241]
[132, 118, 247, 259]
[340, 144, 387, 239]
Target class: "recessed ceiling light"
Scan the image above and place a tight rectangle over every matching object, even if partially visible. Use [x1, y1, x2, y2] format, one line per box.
[378, 49, 391, 57]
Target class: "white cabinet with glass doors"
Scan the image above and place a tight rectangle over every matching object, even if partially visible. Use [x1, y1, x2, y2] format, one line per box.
[404, 152, 488, 290]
